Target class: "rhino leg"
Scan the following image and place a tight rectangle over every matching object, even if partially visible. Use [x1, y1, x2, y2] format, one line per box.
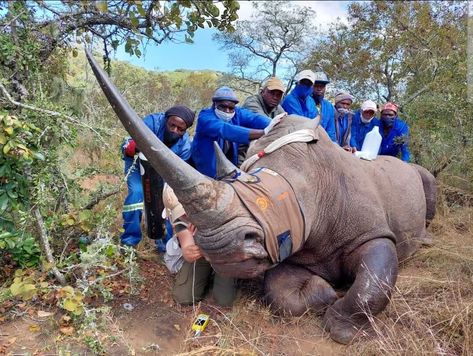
[264, 263, 338, 316]
[324, 238, 398, 345]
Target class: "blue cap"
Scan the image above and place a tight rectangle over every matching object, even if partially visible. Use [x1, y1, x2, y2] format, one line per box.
[212, 86, 239, 103]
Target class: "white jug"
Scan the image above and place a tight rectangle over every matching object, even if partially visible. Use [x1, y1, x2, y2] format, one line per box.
[356, 126, 382, 161]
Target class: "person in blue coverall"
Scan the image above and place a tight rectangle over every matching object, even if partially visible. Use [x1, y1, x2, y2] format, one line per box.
[191, 86, 273, 179]
[334, 91, 357, 152]
[311, 71, 336, 142]
[120, 105, 195, 249]
[351, 99, 380, 151]
[379, 102, 411, 162]
[282, 70, 317, 120]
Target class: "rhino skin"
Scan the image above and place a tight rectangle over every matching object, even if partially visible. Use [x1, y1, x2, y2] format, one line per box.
[85, 49, 437, 344]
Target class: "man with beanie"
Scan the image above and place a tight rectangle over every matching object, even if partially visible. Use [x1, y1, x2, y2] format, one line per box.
[379, 102, 411, 162]
[351, 99, 380, 151]
[281, 70, 317, 119]
[311, 71, 337, 142]
[243, 77, 286, 119]
[334, 91, 357, 152]
[120, 105, 195, 250]
[191, 86, 275, 178]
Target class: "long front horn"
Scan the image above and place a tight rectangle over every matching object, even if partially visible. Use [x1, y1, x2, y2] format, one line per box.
[85, 48, 236, 225]
[85, 48, 207, 191]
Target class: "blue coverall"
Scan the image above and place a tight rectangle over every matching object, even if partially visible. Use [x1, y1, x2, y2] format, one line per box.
[379, 117, 411, 162]
[351, 110, 381, 151]
[334, 112, 357, 148]
[314, 98, 337, 142]
[281, 88, 317, 120]
[191, 107, 270, 178]
[121, 113, 191, 247]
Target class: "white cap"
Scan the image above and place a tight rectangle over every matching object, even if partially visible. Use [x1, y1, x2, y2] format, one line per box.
[361, 100, 377, 112]
[161, 183, 186, 223]
[295, 70, 316, 84]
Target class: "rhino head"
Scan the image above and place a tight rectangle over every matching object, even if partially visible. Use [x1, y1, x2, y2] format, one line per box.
[85, 49, 272, 278]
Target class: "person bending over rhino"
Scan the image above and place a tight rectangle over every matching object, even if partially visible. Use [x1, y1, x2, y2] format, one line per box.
[162, 184, 236, 307]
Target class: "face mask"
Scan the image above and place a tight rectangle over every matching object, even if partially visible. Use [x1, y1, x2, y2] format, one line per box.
[361, 117, 373, 124]
[215, 108, 235, 122]
[293, 84, 313, 99]
[163, 128, 181, 146]
[381, 116, 395, 127]
[337, 107, 352, 115]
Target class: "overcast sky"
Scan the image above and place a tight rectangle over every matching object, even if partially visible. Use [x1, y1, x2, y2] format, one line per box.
[114, 1, 350, 72]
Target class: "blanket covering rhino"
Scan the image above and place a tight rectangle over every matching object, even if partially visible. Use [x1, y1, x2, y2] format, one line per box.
[85, 49, 437, 344]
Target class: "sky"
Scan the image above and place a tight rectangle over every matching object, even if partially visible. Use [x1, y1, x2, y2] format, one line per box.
[114, 1, 350, 73]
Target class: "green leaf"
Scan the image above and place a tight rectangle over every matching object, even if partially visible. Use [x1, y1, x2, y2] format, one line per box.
[63, 298, 79, 312]
[96, 1, 108, 12]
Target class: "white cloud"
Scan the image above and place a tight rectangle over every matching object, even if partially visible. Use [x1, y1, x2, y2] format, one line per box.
[235, 1, 349, 30]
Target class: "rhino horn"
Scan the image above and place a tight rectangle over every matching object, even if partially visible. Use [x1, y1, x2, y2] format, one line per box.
[214, 141, 239, 179]
[84, 48, 233, 221]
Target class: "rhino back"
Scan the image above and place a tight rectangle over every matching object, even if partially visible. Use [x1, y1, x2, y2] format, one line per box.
[246, 116, 427, 279]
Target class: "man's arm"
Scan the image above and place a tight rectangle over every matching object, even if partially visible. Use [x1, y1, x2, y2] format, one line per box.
[198, 110, 265, 144]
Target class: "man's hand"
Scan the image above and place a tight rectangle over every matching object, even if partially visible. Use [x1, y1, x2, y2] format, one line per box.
[343, 145, 356, 153]
[264, 112, 287, 135]
[181, 244, 202, 263]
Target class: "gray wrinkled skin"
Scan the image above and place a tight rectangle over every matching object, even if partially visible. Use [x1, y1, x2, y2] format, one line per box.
[196, 115, 436, 344]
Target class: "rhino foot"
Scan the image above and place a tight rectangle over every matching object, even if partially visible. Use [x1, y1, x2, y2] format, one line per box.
[264, 263, 337, 316]
[323, 302, 366, 345]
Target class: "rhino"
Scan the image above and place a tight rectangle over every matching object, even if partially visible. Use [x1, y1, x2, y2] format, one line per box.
[85, 49, 437, 344]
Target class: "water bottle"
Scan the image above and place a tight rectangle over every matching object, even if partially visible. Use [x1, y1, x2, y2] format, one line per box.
[360, 126, 382, 160]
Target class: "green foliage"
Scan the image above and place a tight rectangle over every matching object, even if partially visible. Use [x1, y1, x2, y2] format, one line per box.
[0, 231, 41, 268]
[305, 1, 471, 187]
[58, 285, 85, 316]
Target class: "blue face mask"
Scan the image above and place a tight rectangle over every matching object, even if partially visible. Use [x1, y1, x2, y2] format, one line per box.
[381, 116, 395, 128]
[293, 84, 313, 99]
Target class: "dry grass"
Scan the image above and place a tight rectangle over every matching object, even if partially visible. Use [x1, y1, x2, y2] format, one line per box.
[176, 206, 473, 355]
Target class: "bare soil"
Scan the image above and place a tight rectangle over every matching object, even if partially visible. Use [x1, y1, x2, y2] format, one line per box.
[1, 206, 472, 355]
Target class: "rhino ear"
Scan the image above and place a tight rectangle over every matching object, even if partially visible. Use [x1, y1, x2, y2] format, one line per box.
[214, 141, 239, 179]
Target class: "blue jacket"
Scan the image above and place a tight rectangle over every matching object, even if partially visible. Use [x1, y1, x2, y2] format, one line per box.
[379, 117, 411, 162]
[334, 111, 356, 148]
[314, 97, 336, 142]
[282, 90, 317, 119]
[191, 107, 270, 178]
[351, 110, 380, 151]
[122, 112, 192, 173]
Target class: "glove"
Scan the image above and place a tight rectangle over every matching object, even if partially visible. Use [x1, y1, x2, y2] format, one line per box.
[124, 139, 137, 157]
[264, 112, 287, 135]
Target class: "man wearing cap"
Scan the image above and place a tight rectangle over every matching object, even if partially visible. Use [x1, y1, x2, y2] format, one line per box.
[162, 184, 236, 307]
[281, 69, 317, 119]
[311, 71, 337, 142]
[334, 91, 357, 151]
[351, 100, 380, 151]
[242, 77, 286, 119]
[191, 86, 274, 178]
[379, 102, 411, 162]
[120, 105, 195, 249]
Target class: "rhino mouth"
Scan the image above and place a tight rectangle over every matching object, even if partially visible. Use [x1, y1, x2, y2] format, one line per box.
[196, 219, 272, 278]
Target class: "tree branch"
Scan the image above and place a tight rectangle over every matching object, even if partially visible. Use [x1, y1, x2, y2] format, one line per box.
[0, 82, 110, 147]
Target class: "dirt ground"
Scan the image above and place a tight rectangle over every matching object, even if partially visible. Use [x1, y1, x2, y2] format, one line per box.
[1, 200, 472, 355]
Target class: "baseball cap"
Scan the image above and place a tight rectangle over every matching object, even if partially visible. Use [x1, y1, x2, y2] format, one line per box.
[263, 77, 285, 92]
[295, 70, 316, 84]
[161, 184, 186, 224]
[361, 100, 377, 112]
[313, 71, 330, 84]
[381, 102, 398, 114]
